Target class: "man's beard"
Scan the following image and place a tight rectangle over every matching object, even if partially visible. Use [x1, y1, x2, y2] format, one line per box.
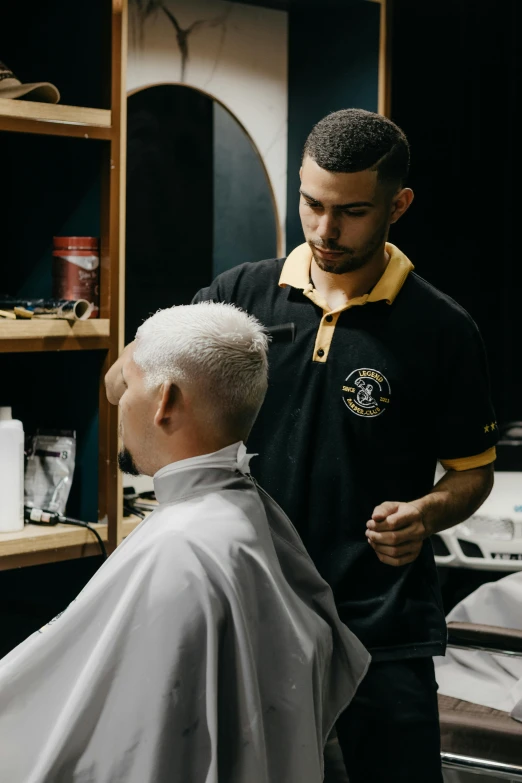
[118, 447, 141, 476]
[309, 223, 388, 275]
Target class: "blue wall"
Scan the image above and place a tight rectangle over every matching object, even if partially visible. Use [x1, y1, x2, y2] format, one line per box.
[286, 0, 381, 251]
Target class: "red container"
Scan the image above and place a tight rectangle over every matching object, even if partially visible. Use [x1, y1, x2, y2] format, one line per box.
[52, 237, 100, 318]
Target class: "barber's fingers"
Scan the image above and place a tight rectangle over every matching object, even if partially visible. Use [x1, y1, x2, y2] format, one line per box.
[366, 521, 424, 546]
[371, 501, 400, 522]
[373, 548, 421, 567]
[367, 537, 422, 566]
[367, 502, 422, 532]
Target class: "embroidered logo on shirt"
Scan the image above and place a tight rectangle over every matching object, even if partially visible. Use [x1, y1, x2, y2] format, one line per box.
[342, 368, 391, 418]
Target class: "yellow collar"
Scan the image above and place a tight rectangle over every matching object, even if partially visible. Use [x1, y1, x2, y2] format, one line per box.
[278, 242, 414, 306]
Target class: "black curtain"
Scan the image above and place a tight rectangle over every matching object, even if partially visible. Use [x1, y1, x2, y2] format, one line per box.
[390, 0, 521, 424]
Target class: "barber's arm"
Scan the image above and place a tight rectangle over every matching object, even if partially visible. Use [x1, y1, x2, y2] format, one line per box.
[367, 317, 499, 566]
[105, 341, 135, 404]
[365, 463, 494, 566]
[105, 275, 228, 405]
[104, 280, 214, 405]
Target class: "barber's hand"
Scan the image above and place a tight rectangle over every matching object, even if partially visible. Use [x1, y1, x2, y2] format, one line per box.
[366, 501, 428, 567]
[104, 342, 134, 405]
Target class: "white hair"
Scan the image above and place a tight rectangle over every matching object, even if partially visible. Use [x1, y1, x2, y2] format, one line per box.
[133, 302, 269, 438]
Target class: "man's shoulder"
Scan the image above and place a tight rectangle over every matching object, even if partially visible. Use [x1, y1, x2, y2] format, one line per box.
[219, 257, 286, 284]
[402, 271, 479, 336]
[150, 491, 259, 561]
[196, 258, 286, 304]
[131, 497, 254, 602]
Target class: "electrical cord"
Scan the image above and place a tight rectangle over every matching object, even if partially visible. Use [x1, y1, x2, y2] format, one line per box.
[123, 488, 157, 520]
[24, 507, 108, 560]
[58, 516, 108, 560]
[123, 502, 145, 519]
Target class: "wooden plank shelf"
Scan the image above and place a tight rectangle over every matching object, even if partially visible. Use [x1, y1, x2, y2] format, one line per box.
[0, 0, 128, 571]
[0, 99, 112, 140]
[0, 517, 141, 571]
[0, 318, 110, 352]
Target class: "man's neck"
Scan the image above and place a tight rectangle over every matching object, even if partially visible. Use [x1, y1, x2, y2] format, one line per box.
[311, 245, 390, 311]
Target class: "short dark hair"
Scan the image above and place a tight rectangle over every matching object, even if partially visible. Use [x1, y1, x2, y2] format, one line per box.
[303, 109, 410, 188]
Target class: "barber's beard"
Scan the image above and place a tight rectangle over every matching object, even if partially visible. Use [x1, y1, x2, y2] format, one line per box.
[118, 447, 141, 476]
[310, 223, 388, 275]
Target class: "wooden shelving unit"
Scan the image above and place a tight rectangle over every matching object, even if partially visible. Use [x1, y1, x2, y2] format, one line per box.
[0, 0, 128, 570]
[0, 517, 141, 571]
[0, 98, 112, 139]
[0, 319, 111, 352]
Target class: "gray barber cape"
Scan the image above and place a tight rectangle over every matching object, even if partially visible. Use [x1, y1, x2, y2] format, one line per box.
[435, 571, 522, 721]
[0, 443, 369, 782]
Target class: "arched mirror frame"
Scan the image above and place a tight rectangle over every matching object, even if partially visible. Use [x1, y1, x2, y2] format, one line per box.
[127, 81, 284, 258]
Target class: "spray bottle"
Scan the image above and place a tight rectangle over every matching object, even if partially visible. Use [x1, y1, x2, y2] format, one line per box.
[0, 407, 24, 532]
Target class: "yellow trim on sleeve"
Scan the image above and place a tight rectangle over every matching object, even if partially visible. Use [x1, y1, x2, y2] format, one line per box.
[278, 242, 414, 362]
[440, 447, 497, 472]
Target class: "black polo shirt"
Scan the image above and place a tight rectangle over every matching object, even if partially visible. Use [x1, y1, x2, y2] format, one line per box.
[193, 242, 498, 661]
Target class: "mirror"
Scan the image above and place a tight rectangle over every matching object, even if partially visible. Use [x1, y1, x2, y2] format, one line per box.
[125, 83, 279, 343]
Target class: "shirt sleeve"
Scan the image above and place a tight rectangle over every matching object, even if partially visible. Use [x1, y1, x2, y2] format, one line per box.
[191, 268, 236, 304]
[191, 285, 213, 304]
[191, 262, 254, 305]
[436, 321, 498, 469]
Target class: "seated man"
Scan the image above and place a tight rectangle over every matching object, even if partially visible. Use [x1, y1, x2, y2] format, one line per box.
[0, 302, 369, 783]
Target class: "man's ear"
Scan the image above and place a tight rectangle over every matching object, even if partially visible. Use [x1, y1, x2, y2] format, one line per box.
[154, 382, 181, 432]
[390, 187, 414, 224]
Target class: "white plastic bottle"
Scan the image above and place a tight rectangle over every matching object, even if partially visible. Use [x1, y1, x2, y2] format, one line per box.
[0, 407, 24, 533]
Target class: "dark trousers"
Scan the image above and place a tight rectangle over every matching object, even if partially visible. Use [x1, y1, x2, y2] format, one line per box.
[335, 657, 443, 783]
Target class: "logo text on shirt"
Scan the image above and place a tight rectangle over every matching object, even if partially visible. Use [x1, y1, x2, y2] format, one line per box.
[342, 368, 391, 418]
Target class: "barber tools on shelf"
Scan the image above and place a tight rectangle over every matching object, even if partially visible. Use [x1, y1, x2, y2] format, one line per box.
[0, 236, 100, 323]
[0, 297, 94, 321]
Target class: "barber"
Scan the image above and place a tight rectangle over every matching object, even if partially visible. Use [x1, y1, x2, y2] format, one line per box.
[189, 109, 498, 782]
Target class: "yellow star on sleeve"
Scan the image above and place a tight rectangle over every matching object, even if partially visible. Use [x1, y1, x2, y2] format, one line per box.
[490, 422, 496, 430]
[484, 425, 490, 433]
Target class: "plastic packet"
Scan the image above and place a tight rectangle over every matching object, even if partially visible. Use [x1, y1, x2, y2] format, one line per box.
[24, 430, 76, 515]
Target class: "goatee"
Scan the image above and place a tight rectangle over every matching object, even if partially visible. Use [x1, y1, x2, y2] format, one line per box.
[309, 223, 388, 275]
[311, 246, 369, 274]
[118, 447, 141, 476]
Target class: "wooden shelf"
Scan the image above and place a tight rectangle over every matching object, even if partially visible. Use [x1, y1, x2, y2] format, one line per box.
[0, 318, 110, 352]
[0, 518, 141, 571]
[0, 0, 128, 571]
[0, 98, 112, 140]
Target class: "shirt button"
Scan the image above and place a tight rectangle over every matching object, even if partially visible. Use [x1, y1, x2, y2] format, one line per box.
[317, 348, 325, 358]
[325, 315, 333, 323]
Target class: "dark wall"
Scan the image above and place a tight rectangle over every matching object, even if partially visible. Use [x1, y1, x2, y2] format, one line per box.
[0, 0, 109, 109]
[390, 0, 521, 425]
[0, 133, 102, 299]
[286, 0, 381, 250]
